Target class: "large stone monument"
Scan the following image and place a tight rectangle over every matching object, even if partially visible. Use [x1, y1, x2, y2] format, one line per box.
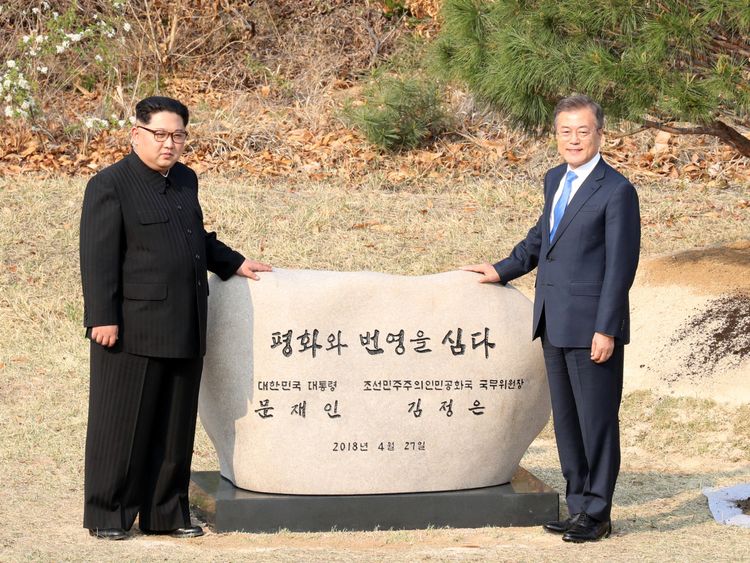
[192, 269, 556, 531]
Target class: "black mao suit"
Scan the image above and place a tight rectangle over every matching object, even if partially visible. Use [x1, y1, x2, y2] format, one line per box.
[79, 151, 244, 531]
[494, 157, 640, 522]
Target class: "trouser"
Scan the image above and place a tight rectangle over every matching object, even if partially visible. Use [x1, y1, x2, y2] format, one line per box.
[83, 342, 203, 531]
[541, 329, 624, 522]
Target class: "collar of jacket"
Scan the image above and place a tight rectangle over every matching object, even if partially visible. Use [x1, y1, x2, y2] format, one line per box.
[546, 158, 608, 251]
[125, 150, 174, 194]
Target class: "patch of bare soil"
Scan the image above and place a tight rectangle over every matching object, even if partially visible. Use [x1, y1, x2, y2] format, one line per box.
[627, 240, 750, 405]
[662, 292, 750, 383]
[639, 240, 750, 294]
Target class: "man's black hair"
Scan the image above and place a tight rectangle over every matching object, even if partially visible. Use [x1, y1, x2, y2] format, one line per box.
[135, 96, 189, 127]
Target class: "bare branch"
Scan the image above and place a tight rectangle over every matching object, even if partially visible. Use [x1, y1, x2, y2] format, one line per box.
[608, 125, 651, 139]
[641, 120, 714, 136]
[711, 36, 750, 58]
[642, 119, 750, 157]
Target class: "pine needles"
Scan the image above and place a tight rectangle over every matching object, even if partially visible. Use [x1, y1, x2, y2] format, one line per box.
[344, 76, 450, 152]
[434, 0, 750, 155]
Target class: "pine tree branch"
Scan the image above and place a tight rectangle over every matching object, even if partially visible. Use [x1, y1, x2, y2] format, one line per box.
[609, 125, 650, 139]
[710, 36, 750, 58]
[642, 120, 713, 135]
[643, 119, 750, 157]
[435, 0, 750, 157]
[669, 54, 714, 77]
[711, 120, 750, 157]
[665, 42, 737, 77]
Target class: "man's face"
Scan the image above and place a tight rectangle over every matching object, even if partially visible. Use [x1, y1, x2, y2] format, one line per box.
[555, 107, 602, 169]
[131, 111, 187, 172]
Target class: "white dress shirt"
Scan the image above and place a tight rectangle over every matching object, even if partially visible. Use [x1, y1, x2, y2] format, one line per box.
[549, 152, 601, 232]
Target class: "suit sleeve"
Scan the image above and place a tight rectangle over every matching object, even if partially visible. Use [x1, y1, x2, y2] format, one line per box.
[595, 182, 640, 337]
[493, 212, 544, 284]
[205, 230, 246, 280]
[80, 174, 122, 327]
[190, 170, 246, 280]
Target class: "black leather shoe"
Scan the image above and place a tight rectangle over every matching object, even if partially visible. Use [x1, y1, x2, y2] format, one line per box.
[89, 528, 128, 540]
[141, 525, 204, 538]
[542, 512, 580, 534]
[170, 526, 204, 538]
[562, 513, 611, 543]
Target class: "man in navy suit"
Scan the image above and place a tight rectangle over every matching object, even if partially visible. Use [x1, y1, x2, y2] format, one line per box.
[462, 95, 640, 542]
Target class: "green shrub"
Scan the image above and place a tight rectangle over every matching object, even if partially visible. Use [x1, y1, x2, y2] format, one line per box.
[345, 76, 449, 152]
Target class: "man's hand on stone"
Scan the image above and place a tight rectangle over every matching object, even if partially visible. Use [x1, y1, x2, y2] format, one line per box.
[236, 259, 273, 281]
[591, 332, 614, 363]
[91, 325, 118, 347]
[460, 263, 500, 284]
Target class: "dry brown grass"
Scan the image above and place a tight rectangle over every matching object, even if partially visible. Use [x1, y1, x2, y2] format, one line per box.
[0, 1, 405, 132]
[1, 173, 749, 562]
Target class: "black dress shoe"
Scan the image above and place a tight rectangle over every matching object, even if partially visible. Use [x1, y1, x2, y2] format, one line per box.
[89, 528, 128, 540]
[542, 513, 580, 534]
[562, 513, 611, 543]
[170, 526, 204, 538]
[141, 525, 204, 538]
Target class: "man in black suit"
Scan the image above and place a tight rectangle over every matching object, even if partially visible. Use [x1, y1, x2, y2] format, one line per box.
[79, 96, 272, 540]
[462, 95, 640, 542]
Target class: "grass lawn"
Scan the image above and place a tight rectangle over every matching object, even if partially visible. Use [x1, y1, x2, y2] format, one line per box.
[1, 173, 748, 562]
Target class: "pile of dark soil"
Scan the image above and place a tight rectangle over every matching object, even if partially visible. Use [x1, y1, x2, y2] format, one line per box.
[663, 292, 750, 383]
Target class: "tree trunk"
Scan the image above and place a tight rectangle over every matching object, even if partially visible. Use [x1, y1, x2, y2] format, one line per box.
[711, 120, 750, 158]
[643, 119, 750, 158]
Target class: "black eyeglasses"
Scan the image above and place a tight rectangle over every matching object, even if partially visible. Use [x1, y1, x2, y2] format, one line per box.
[137, 125, 188, 144]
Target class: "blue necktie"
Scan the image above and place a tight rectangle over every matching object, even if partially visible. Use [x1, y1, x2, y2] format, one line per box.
[550, 170, 577, 242]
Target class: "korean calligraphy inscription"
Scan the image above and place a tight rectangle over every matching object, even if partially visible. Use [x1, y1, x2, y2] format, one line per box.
[199, 269, 550, 495]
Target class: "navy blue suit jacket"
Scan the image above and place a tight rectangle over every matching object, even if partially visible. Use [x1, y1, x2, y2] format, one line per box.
[494, 158, 640, 348]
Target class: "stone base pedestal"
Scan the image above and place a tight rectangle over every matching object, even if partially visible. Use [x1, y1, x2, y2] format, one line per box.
[190, 468, 558, 533]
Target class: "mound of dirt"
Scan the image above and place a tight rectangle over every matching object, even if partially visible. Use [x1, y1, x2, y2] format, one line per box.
[626, 241, 750, 405]
[660, 292, 750, 383]
[639, 240, 750, 294]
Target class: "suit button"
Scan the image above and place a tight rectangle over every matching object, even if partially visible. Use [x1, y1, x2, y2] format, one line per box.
[187, 228, 192, 234]
[195, 254, 200, 260]
[177, 204, 183, 210]
[197, 281, 202, 286]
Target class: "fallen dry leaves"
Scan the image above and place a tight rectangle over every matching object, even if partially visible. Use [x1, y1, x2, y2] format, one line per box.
[1, 93, 748, 186]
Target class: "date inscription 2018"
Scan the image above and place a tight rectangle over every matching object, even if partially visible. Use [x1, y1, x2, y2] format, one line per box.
[331, 441, 426, 453]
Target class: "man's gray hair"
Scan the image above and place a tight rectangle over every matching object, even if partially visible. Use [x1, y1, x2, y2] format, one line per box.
[554, 95, 604, 130]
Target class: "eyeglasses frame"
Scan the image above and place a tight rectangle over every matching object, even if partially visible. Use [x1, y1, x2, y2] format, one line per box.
[136, 125, 189, 144]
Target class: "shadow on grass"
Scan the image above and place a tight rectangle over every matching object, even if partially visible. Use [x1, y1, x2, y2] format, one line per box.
[518, 462, 750, 535]
[615, 467, 750, 533]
